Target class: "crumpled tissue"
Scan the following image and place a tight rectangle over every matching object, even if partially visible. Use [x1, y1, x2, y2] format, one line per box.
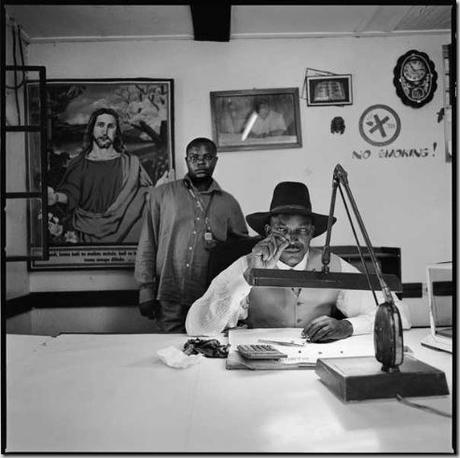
[156, 346, 204, 368]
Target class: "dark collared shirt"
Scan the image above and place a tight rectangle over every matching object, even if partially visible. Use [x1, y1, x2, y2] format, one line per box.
[135, 176, 248, 307]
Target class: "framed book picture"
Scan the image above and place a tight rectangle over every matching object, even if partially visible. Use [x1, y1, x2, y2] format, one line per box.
[306, 74, 353, 106]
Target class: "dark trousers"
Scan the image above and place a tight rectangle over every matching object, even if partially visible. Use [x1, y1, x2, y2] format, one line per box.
[153, 301, 191, 333]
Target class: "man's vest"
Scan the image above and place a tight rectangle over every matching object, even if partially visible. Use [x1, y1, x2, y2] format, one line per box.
[244, 247, 342, 328]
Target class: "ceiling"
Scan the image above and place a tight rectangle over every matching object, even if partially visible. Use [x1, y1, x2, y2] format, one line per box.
[5, 4, 452, 43]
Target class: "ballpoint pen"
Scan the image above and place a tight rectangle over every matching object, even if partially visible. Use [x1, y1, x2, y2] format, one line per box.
[257, 338, 306, 347]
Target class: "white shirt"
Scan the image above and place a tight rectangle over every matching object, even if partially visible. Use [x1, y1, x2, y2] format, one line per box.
[185, 250, 411, 336]
[250, 110, 287, 136]
[276, 253, 308, 270]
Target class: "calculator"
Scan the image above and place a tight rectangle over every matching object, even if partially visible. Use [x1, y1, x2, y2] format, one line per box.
[237, 344, 288, 360]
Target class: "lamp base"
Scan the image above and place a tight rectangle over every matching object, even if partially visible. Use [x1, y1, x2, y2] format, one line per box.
[315, 355, 449, 402]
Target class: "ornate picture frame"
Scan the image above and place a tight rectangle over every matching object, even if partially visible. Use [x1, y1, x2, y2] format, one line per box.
[210, 87, 302, 152]
[26, 78, 174, 270]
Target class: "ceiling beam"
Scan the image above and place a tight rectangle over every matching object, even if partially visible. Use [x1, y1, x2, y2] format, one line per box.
[190, 2, 231, 42]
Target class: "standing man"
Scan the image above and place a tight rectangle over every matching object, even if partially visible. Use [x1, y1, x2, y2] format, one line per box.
[135, 137, 248, 332]
[47, 107, 153, 243]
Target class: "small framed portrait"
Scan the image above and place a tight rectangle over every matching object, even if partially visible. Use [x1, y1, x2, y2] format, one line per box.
[306, 75, 353, 106]
[210, 87, 302, 152]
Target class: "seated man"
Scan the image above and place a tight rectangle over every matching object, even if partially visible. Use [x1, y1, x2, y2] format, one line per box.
[186, 181, 410, 342]
[249, 99, 287, 138]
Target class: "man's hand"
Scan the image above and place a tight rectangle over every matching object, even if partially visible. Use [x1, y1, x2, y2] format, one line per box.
[138, 299, 160, 319]
[48, 187, 58, 206]
[302, 316, 353, 342]
[48, 187, 68, 206]
[251, 233, 290, 269]
[243, 234, 289, 282]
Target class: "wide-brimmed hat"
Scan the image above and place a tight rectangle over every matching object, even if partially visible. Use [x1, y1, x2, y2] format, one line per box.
[246, 181, 336, 238]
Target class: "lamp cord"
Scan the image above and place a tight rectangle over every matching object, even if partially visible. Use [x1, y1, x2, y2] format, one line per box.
[337, 184, 379, 306]
[396, 394, 452, 418]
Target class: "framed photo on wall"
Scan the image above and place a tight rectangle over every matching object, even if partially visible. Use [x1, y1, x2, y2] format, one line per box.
[306, 74, 353, 106]
[210, 87, 302, 152]
[26, 78, 174, 270]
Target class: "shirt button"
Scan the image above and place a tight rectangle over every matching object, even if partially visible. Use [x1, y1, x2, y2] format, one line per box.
[197, 217, 200, 221]
[186, 264, 190, 268]
[297, 302, 301, 306]
[188, 246, 192, 250]
[192, 230, 196, 234]
[297, 319, 302, 323]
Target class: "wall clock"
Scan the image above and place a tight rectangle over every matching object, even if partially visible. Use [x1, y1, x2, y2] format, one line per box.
[393, 50, 437, 108]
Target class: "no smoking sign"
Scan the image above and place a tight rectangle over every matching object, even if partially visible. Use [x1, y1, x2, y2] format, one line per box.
[359, 104, 401, 147]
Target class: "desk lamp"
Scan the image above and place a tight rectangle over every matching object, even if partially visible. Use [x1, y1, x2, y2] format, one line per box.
[248, 164, 448, 401]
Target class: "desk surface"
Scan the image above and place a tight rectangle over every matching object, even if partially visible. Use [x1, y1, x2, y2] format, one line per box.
[6, 329, 453, 453]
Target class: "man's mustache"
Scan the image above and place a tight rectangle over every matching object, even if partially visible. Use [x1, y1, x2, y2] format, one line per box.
[284, 243, 303, 250]
[95, 136, 113, 144]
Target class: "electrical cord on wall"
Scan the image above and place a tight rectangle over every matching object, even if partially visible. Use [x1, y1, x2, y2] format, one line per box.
[17, 25, 28, 124]
[6, 23, 27, 125]
[396, 394, 452, 418]
[11, 25, 21, 124]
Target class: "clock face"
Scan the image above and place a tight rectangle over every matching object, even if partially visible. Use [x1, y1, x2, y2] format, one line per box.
[402, 58, 428, 83]
[393, 50, 437, 108]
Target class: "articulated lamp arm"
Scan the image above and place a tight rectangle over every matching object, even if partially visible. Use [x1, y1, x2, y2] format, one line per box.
[323, 164, 404, 373]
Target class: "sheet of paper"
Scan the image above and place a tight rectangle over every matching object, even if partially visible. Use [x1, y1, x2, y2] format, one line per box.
[228, 328, 375, 367]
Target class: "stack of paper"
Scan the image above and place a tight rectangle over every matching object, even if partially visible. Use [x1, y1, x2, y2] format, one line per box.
[226, 328, 375, 370]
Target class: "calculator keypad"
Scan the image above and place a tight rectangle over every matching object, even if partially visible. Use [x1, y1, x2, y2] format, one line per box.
[237, 344, 287, 360]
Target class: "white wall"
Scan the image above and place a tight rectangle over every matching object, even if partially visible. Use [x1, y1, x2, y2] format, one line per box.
[27, 34, 452, 312]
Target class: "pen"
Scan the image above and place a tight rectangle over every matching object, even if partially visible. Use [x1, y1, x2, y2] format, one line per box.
[258, 338, 305, 347]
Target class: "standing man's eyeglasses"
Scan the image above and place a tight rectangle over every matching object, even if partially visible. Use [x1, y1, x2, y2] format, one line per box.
[187, 153, 216, 163]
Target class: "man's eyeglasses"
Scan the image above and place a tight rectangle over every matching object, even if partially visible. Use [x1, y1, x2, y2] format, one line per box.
[187, 153, 216, 164]
[272, 226, 313, 238]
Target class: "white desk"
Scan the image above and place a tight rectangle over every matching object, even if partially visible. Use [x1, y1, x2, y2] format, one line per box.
[6, 329, 453, 453]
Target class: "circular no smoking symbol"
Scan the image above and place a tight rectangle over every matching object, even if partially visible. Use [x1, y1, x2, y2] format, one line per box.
[359, 104, 401, 147]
